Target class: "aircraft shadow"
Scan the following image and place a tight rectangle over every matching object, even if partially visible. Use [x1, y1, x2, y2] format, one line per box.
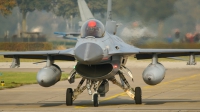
[0, 101, 64, 107]
[74, 98, 200, 107]
[0, 99, 199, 107]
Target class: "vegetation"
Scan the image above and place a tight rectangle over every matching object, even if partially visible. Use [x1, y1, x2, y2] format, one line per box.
[0, 71, 79, 90]
[0, 0, 200, 44]
[113, 0, 200, 37]
[16, 0, 53, 33]
[0, 0, 107, 34]
[86, 0, 107, 17]
[52, 0, 107, 18]
[0, 0, 16, 16]
[0, 42, 52, 51]
[0, 72, 37, 89]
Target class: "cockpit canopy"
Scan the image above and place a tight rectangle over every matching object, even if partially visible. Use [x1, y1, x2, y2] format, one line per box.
[81, 19, 105, 38]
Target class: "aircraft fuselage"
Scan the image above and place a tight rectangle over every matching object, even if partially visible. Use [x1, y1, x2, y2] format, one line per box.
[74, 32, 128, 80]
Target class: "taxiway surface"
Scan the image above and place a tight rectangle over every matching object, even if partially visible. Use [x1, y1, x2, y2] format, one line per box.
[0, 61, 200, 112]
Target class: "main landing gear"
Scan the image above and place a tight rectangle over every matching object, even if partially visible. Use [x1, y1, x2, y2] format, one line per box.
[134, 87, 142, 104]
[65, 70, 142, 107]
[66, 88, 73, 106]
[109, 70, 142, 104]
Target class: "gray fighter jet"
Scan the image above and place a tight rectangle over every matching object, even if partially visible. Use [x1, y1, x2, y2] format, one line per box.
[0, 0, 200, 107]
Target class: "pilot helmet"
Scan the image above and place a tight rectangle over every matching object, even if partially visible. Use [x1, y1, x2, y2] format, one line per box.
[81, 19, 105, 38]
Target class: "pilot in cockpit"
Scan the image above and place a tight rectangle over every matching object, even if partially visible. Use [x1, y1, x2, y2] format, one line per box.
[81, 19, 105, 38]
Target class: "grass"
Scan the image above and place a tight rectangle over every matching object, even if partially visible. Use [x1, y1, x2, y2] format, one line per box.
[0, 72, 79, 90]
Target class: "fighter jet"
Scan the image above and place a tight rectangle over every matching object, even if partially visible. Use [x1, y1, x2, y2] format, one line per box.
[0, 0, 200, 107]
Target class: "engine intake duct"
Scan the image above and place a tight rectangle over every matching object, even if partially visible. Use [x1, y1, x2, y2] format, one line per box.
[75, 63, 113, 79]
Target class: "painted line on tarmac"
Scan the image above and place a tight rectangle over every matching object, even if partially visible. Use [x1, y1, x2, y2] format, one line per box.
[75, 93, 127, 108]
[75, 73, 200, 108]
[144, 74, 200, 89]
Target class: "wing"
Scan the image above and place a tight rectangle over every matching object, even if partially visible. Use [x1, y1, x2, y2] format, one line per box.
[0, 48, 75, 61]
[136, 49, 200, 59]
[106, 36, 200, 60]
[108, 43, 200, 60]
[54, 32, 80, 37]
[54, 32, 80, 40]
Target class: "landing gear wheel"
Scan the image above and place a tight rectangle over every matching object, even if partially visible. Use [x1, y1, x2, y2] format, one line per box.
[134, 87, 142, 104]
[93, 94, 99, 107]
[66, 88, 73, 106]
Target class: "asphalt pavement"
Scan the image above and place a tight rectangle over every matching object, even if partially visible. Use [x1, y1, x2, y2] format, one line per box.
[0, 61, 200, 112]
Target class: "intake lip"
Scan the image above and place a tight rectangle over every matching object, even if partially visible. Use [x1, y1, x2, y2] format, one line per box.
[74, 42, 103, 64]
[75, 63, 113, 79]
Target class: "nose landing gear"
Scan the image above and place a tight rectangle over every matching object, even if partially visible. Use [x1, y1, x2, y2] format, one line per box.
[66, 78, 107, 107]
[93, 93, 99, 107]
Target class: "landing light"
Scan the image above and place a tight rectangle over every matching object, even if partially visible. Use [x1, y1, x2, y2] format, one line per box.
[113, 65, 118, 69]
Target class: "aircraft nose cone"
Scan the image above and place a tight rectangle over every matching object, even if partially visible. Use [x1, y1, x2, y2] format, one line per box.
[75, 43, 103, 64]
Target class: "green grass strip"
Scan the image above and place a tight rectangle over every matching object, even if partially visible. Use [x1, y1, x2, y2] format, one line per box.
[0, 72, 73, 90]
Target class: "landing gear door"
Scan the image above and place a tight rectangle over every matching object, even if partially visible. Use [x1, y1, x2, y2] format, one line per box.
[68, 69, 76, 84]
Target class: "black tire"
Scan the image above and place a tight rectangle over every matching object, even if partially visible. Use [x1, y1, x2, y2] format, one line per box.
[134, 87, 142, 104]
[66, 88, 73, 106]
[93, 94, 99, 107]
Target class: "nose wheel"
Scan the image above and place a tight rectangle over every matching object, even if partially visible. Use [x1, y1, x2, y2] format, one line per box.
[93, 93, 99, 107]
[134, 87, 142, 104]
[66, 88, 73, 106]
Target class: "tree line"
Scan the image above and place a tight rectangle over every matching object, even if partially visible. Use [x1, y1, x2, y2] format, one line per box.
[1, 0, 200, 39]
[0, 0, 107, 33]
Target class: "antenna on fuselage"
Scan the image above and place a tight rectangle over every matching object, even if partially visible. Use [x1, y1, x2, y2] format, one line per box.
[105, 0, 118, 35]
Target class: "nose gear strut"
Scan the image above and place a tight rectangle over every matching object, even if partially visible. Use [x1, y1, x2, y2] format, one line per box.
[66, 78, 106, 107]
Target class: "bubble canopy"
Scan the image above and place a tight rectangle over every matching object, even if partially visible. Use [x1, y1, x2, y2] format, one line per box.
[81, 19, 105, 38]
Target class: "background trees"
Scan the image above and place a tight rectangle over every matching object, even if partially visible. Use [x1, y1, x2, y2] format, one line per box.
[0, 0, 114, 31]
[16, 0, 53, 33]
[52, 0, 78, 18]
[86, 0, 107, 18]
[112, 0, 177, 37]
[0, 0, 16, 16]
[0, 0, 200, 40]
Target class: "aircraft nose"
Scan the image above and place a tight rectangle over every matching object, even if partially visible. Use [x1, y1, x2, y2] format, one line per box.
[75, 43, 103, 64]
